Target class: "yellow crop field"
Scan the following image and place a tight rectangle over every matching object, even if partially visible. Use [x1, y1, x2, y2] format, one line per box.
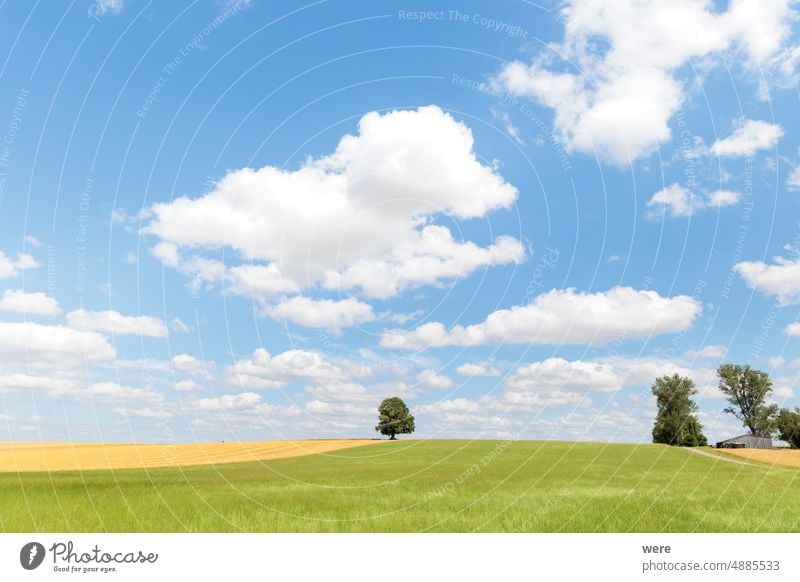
[0, 439, 382, 472]
[723, 448, 800, 468]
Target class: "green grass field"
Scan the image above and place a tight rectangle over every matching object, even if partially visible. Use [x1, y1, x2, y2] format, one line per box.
[2, 440, 799, 532]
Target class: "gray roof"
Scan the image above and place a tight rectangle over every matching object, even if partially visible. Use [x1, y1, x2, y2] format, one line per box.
[717, 434, 772, 442]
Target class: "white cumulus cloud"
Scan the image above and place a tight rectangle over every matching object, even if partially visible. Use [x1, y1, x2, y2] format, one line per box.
[380, 287, 701, 349]
[455, 363, 502, 377]
[0, 290, 61, 316]
[66, 309, 168, 337]
[418, 370, 455, 389]
[0, 322, 115, 367]
[709, 119, 784, 157]
[144, 106, 520, 299]
[174, 379, 200, 392]
[785, 323, 800, 336]
[0, 252, 40, 278]
[735, 254, 800, 304]
[226, 347, 349, 389]
[489, 0, 796, 165]
[645, 184, 741, 220]
[171, 353, 208, 374]
[788, 165, 800, 190]
[264, 296, 375, 333]
[323, 224, 524, 299]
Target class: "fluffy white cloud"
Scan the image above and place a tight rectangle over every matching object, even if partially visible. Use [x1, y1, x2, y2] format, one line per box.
[709, 119, 784, 157]
[772, 378, 795, 401]
[706, 190, 742, 207]
[0, 373, 77, 391]
[109, 358, 170, 372]
[171, 354, 208, 374]
[113, 407, 172, 419]
[45, 381, 164, 405]
[0, 290, 61, 315]
[528, 410, 649, 441]
[226, 347, 349, 389]
[174, 379, 200, 392]
[418, 370, 455, 389]
[497, 356, 684, 409]
[151, 241, 180, 268]
[303, 380, 421, 422]
[12, 253, 39, 270]
[94, 0, 123, 15]
[646, 184, 704, 219]
[416, 398, 483, 415]
[414, 397, 515, 432]
[0, 322, 115, 367]
[264, 296, 375, 333]
[0, 252, 40, 278]
[769, 356, 786, 368]
[785, 323, 800, 336]
[227, 263, 299, 297]
[0, 372, 168, 409]
[381, 287, 701, 349]
[507, 358, 624, 394]
[455, 363, 502, 377]
[145, 106, 519, 298]
[184, 391, 299, 431]
[645, 184, 741, 220]
[735, 254, 800, 304]
[171, 317, 190, 333]
[685, 345, 727, 359]
[489, 0, 796, 165]
[788, 165, 800, 190]
[66, 309, 168, 337]
[323, 225, 525, 299]
[151, 251, 298, 300]
[191, 392, 263, 412]
[418, 355, 718, 433]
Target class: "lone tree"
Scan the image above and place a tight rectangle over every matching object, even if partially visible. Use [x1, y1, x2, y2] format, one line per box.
[651, 374, 707, 447]
[717, 364, 778, 437]
[775, 407, 800, 448]
[375, 397, 415, 440]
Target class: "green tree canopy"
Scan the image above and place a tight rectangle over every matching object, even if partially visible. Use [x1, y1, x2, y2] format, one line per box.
[651, 374, 707, 447]
[375, 397, 415, 440]
[775, 407, 800, 448]
[716, 364, 778, 437]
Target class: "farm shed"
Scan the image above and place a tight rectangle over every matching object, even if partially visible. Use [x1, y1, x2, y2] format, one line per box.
[715, 434, 773, 449]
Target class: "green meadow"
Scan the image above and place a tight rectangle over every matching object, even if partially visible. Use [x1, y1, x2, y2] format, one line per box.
[2, 440, 799, 532]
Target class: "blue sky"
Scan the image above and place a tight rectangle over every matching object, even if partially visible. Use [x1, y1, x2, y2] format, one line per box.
[1, 0, 799, 444]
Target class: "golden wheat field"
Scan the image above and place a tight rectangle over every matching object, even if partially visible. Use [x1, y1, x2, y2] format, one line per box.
[723, 447, 800, 468]
[0, 439, 382, 472]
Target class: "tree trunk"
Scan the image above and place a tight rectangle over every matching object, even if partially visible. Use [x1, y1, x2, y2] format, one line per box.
[389, 434, 397, 440]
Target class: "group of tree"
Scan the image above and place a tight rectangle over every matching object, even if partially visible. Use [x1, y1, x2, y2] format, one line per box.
[652, 364, 800, 448]
[374, 364, 800, 446]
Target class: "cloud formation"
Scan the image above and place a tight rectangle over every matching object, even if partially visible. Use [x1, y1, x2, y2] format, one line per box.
[736, 254, 800, 305]
[0, 252, 40, 278]
[0, 290, 61, 316]
[145, 106, 521, 300]
[381, 287, 701, 349]
[645, 184, 740, 220]
[709, 119, 784, 157]
[489, 0, 796, 164]
[226, 347, 350, 389]
[66, 309, 168, 338]
[264, 296, 376, 333]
